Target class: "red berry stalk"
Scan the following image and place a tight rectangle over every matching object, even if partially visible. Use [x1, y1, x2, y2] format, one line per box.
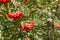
[0, 0, 11, 4]
[21, 23, 36, 31]
[8, 11, 24, 20]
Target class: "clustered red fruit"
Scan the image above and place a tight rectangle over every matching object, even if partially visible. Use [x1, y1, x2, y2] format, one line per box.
[0, 0, 11, 4]
[8, 11, 24, 20]
[55, 24, 60, 28]
[24, 0, 29, 4]
[27, 37, 31, 40]
[21, 23, 36, 31]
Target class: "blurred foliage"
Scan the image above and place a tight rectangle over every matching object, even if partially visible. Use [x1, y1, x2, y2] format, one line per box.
[0, 0, 60, 40]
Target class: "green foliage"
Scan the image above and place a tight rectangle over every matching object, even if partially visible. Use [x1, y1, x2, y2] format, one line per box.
[0, 0, 60, 40]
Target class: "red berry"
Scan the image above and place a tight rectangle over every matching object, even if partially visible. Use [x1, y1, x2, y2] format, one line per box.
[55, 24, 60, 28]
[18, 12, 24, 18]
[13, 14, 18, 20]
[8, 13, 14, 19]
[27, 37, 31, 40]
[0, 0, 11, 4]
[8, 11, 24, 20]
[20, 23, 36, 31]
[25, 25, 31, 31]
[13, 12, 24, 20]
[31, 23, 36, 28]
[21, 26, 26, 31]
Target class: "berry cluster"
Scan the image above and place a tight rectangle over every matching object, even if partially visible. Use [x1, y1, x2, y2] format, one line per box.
[21, 23, 36, 31]
[8, 11, 24, 20]
[0, 0, 11, 4]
